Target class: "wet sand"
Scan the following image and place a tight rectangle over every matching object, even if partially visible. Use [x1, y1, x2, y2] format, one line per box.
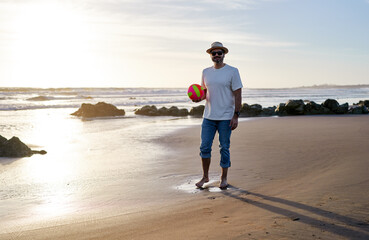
[1, 115, 369, 240]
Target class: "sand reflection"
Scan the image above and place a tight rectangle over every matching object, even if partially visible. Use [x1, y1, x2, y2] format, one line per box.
[176, 179, 223, 193]
[19, 110, 81, 219]
[32, 186, 74, 217]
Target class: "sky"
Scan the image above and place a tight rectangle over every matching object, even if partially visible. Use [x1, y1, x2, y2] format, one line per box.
[0, 0, 368, 88]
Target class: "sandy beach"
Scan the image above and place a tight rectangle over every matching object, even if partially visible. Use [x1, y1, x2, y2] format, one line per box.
[1, 115, 369, 240]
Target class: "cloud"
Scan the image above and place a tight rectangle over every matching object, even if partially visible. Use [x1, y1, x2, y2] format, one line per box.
[72, 0, 299, 50]
[0, 0, 299, 57]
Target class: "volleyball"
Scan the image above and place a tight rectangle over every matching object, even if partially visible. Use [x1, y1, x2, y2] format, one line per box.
[187, 84, 205, 101]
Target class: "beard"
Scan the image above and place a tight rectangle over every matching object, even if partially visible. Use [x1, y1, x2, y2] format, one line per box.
[212, 56, 224, 64]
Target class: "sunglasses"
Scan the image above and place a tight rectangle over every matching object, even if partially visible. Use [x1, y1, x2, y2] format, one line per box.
[211, 51, 223, 56]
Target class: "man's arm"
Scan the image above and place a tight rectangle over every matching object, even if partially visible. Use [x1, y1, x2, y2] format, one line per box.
[234, 88, 242, 113]
[230, 88, 242, 130]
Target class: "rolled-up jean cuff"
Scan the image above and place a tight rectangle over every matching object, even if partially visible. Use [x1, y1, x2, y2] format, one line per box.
[220, 161, 231, 168]
[200, 152, 211, 158]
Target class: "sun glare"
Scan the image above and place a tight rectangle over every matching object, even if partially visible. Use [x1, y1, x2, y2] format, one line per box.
[24, 110, 81, 183]
[10, 2, 101, 87]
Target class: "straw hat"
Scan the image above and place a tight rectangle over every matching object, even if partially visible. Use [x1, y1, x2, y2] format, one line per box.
[206, 42, 229, 54]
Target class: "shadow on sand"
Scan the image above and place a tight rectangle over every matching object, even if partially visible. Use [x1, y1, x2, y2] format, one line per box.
[220, 185, 369, 239]
[0, 157, 23, 165]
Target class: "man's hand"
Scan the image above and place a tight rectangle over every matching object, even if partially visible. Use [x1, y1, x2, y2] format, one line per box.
[230, 116, 238, 130]
[192, 89, 207, 103]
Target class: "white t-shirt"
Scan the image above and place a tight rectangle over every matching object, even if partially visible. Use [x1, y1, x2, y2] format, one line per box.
[201, 64, 243, 120]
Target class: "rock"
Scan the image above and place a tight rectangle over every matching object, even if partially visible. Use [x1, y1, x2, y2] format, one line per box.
[365, 107, 369, 114]
[0, 135, 7, 145]
[348, 105, 365, 114]
[189, 105, 205, 117]
[178, 108, 189, 116]
[239, 103, 249, 116]
[284, 100, 305, 115]
[168, 106, 180, 116]
[158, 107, 168, 116]
[240, 103, 263, 117]
[135, 105, 189, 116]
[0, 136, 32, 157]
[32, 150, 47, 155]
[304, 101, 321, 115]
[354, 100, 369, 107]
[349, 105, 369, 114]
[163, 106, 189, 116]
[71, 102, 125, 118]
[319, 106, 331, 114]
[322, 99, 339, 113]
[135, 105, 159, 116]
[275, 103, 286, 115]
[261, 106, 277, 116]
[335, 103, 349, 114]
[0, 135, 47, 158]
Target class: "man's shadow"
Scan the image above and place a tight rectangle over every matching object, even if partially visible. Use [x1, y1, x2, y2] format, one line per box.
[221, 185, 369, 239]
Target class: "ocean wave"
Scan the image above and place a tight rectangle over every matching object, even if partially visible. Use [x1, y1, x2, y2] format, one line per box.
[0, 87, 367, 112]
[25, 95, 94, 101]
[26, 96, 55, 101]
[0, 104, 80, 111]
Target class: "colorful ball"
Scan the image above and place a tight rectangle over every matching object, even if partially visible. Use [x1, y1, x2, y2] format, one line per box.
[187, 84, 205, 101]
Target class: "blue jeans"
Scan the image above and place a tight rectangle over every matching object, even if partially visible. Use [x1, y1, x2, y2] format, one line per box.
[200, 118, 232, 168]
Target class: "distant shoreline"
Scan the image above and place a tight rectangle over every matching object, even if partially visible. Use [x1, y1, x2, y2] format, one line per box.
[246, 84, 369, 90]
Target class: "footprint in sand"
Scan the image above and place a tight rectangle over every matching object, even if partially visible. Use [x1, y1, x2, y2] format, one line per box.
[203, 208, 213, 215]
[221, 216, 230, 223]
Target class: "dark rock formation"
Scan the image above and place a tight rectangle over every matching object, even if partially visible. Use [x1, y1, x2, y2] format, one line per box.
[135, 105, 189, 116]
[283, 100, 305, 115]
[261, 106, 277, 116]
[167, 106, 189, 116]
[189, 105, 205, 117]
[0, 136, 32, 157]
[350, 100, 369, 114]
[32, 150, 47, 155]
[336, 103, 349, 114]
[0, 135, 7, 145]
[111, 98, 369, 119]
[71, 102, 125, 118]
[275, 103, 286, 116]
[135, 105, 159, 116]
[354, 100, 369, 107]
[0, 135, 47, 158]
[238, 104, 277, 117]
[322, 99, 340, 112]
[158, 107, 168, 116]
[240, 103, 263, 117]
[349, 105, 368, 114]
[304, 101, 322, 115]
[320, 99, 348, 114]
[274, 99, 352, 116]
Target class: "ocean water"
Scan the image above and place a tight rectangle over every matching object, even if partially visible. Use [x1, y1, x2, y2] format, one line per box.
[0, 86, 368, 233]
[1, 86, 368, 112]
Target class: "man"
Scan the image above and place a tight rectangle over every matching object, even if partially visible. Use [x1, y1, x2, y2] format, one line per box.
[194, 42, 243, 189]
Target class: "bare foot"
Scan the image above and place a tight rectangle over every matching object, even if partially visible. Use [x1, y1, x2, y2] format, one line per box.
[219, 179, 228, 189]
[195, 177, 209, 188]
